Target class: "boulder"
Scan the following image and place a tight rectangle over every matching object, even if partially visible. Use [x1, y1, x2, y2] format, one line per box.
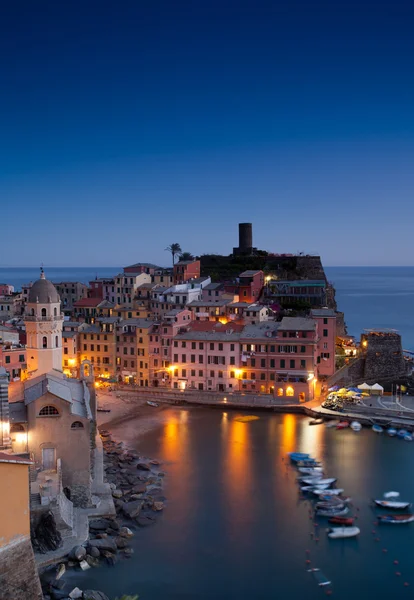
[153, 501, 164, 511]
[85, 555, 100, 568]
[122, 500, 143, 519]
[158, 471, 165, 477]
[79, 560, 91, 571]
[89, 518, 115, 531]
[136, 462, 151, 471]
[102, 550, 118, 566]
[114, 536, 129, 549]
[88, 546, 100, 558]
[49, 589, 68, 600]
[123, 547, 134, 558]
[68, 587, 83, 599]
[83, 591, 110, 600]
[69, 545, 86, 561]
[55, 563, 66, 581]
[109, 483, 116, 491]
[132, 483, 147, 494]
[88, 538, 117, 553]
[32, 510, 62, 553]
[119, 526, 134, 538]
[112, 489, 123, 499]
[95, 532, 108, 539]
[150, 459, 160, 465]
[136, 515, 155, 527]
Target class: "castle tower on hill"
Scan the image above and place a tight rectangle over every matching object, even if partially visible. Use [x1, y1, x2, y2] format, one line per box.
[24, 268, 63, 376]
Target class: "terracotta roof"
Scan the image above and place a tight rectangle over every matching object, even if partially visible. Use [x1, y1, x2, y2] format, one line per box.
[73, 298, 102, 308]
[0, 452, 32, 465]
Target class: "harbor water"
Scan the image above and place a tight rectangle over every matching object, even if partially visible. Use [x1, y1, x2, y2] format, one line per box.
[71, 408, 414, 599]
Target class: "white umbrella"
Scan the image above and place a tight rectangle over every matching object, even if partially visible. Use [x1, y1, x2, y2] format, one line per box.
[357, 382, 371, 390]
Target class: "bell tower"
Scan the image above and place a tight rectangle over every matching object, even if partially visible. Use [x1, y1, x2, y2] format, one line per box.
[24, 268, 63, 376]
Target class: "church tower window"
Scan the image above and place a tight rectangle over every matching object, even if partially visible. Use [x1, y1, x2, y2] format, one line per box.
[43, 336, 47, 348]
[55, 336, 59, 348]
[41, 308, 47, 317]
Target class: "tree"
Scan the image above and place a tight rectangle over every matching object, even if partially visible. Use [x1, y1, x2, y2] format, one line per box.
[179, 251, 194, 261]
[165, 243, 182, 266]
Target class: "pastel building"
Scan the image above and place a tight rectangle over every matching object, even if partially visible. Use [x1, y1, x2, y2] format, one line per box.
[238, 270, 264, 303]
[173, 260, 201, 284]
[0, 283, 14, 295]
[311, 308, 337, 377]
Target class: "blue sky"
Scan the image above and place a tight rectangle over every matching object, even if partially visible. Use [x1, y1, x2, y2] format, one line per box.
[1, 0, 414, 267]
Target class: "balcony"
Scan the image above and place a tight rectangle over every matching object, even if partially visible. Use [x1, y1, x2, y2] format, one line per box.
[25, 314, 64, 322]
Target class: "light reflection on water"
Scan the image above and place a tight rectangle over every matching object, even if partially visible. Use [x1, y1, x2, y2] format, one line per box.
[73, 408, 414, 600]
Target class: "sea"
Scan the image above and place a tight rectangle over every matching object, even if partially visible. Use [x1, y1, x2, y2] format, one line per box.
[2, 265, 414, 350]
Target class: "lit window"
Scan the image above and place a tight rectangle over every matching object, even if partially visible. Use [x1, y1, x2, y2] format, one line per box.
[286, 386, 294, 397]
[277, 388, 283, 397]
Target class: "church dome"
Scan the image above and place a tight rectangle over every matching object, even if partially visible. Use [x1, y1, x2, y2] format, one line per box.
[28, 270, 60, 304]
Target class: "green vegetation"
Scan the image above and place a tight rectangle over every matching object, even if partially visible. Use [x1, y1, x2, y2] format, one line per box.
[165, 243, 182, 266]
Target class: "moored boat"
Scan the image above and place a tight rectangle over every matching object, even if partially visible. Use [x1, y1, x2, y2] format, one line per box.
[316, 506, 349, 517]
[336, 421, 349, 429]
[325, 420, 340, 428]
[397, 429, 408, 438]
[146, 401, 159, 407]
[404, 434, 413, 442]
[372, 424, 383, 433]
[378, 514, 414, 524]
[387, 428, 397, 437]
[309, 418, 324, 426]
[350, 421, 362, 431]
[301, 477, 336, 486]
[313, 488, 344, 496]
[384, 491, 399, 498]
[295, 460, 321, 468]
[301, 484, 331, 492]
[308, 568, 331, 587]
[288, 452, 310, 462]
[328, 526, 360, 539]
[297, 466, 324, 474]
[374, 500, 412, 510]
[328, 516, 354, 526]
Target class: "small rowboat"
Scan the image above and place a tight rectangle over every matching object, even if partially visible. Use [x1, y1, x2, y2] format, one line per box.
[384, 491, 400, 498]
[313, 488, 344, 496]
[301, 477, 336, 486]
[404, 434, 413, 442]
[146, 401, 159, 407]
[301, 484, 331, 492]
[288, 452, 310, 462]
[316, 507, 349, 518]
[297, 466, 324, 474]
[397, 429, 408, 438]
[308, 568, 331, 587]
[309, 418, 324, 426]
[350, 421, 362, 431]
[378, 514, 414, 524]
[387, 428, 397, 437]
[374, 500, 412, 510]
[328, 517, 354, 526]
[295, 460, 321, 468]
[372, 424, 383, 433]
[336, 421, 349, 429]
[328, 526, 360, 539]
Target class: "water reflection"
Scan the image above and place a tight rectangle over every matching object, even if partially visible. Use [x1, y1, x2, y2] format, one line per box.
[280, 413, 297, 455]
[222, 415, 253, 521]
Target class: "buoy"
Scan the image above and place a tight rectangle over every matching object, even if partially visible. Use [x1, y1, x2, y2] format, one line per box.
[396, 572, 401, 576]
[375, 538, 380, 542]
[306, 559, 311, 564]
[404, 582, 409, 587]
[394, 560, 399, 565]
[383, 549, 388, 553]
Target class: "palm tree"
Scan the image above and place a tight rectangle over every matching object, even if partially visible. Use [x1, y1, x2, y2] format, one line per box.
[179, 251, 194, 261]
[165, 243, 182, 266]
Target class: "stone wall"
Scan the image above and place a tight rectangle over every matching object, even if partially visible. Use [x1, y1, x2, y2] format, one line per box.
[0, 537, 42, 600]
[363, 332, 407, 382]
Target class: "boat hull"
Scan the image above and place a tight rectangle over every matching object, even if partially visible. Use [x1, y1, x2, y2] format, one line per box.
[328, 526, 360, 539]
[378, 514, 414, 524]
[374, 500, 412, 510]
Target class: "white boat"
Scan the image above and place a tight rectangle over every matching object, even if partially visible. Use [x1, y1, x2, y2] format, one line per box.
[328, 526, 360, 539]
[146, 401, 159, 408]
[384, 491, 400, 499]
[374, 500, 412, 510]
[350, 421, 362, 431]
[307, 568, 331, 587]
[313, 488, 344, 496]
[301, 477, 336, 486]
[325, 420, 340, 428]
[297, 466, 324, 474]
[404, 434, 413, 442]
[316, 506, 349, 517]
[301, 484, 331, 492]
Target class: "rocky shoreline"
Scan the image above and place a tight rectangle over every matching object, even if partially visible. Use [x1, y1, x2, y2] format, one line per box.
[41, 429, 166, 600]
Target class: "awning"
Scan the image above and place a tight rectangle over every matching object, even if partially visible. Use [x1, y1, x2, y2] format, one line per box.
[357, 382, 371, 390]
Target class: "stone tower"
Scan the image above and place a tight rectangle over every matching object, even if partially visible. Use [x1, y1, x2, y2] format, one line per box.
[24, 269, 63, 376]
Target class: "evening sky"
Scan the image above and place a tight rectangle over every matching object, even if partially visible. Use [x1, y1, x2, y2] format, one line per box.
[1, 0, 413, 267]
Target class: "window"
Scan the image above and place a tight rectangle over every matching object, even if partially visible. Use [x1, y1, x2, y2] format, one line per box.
[182, 369, 187, 377]
[19, 354, 24, 362]
[290, 359, 295, 369]
[71, 421, 84, 429]
[182, 341, 187, 348]
[191, 369, 196, 376]
[301, 346, 306, 353]
[218, 370, 223, 378]
[323, 329, 328, 337]
[230, 344, 235, 352]
[277, 388, 283, 397]
[39, 406, 59, 416]
[199, 370, 203, 377]
[191, 342, 196, 349]
[43, 336, 47, 348]
[260, 373, 266, 380]
[251, 372, 256, 379]
[270, 359, 275, 368]
[55, 336, 59, 348]
[199, 355, 204, 364]
[230, 370, 235, 378]
[286, 386, 294, 397]
[64, 347, 68, 355]
[210, 370, 214, 377]
[323, 342, 328, 349]
[174, 341, 178, 347]
[270, 345, 275, 353]
[261, 359, 266, 368]
[54, 307, 57, 316]
[210, 343, 214, 351]
[91, 344, 94, 351]
[230, 356, 235, 365]
[191, 355, 196, 363]
[5, 356, 10, 364]
[218, 343, 223, 351]
[199, 342, 204, 350]
[174, 354, 178, 362]
[323, 318, 328, 325]
[104, 345, 108, 352]
[251, 358, 256, 367]
[270, 373, 275, 381]
[300, 360, 306, 368]
[280, 359, 285, 368]
[41, 308, 47, 317]
[124, 360, 128, 367]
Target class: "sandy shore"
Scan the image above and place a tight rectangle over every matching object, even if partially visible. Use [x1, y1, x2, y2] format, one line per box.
[96, 389, 176, 444]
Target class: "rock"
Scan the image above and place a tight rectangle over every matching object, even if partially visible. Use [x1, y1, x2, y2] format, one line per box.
[89, 518, 116, 531]
[123, 547, 134, 558]
[153, 501, 164, 511]
[136, 515, 155, 527]
[88, 545, 100, 558]
[119, 526, 134, 538]
[158, 471, 165, 477]
[136, 462, 151, 471]
[49, 589, 69, 600]
[83, 591, 110, 600]
[69, 545, 86, 561]
[88, 538, 117, 553]
[122, 499, 143, 519]
[109, 483, 116, 490]
[55, 563, 66, 580]
[85, 555, 100, 568]
[150, 459, 160, 465]
[95, 532, 108, 539]
[102, 550, 118, 566]
[114, 536, 129, 549]
[67, 561, 77, 568]
[51, 578, 66, 590]
[31, 510, 62, 553]
[112, 489, 123, 498]
[109, 519, 120, 531]
[132, 483, 147, 494]
[79, 560, 91, 571]
[69, 587, 83, 599]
